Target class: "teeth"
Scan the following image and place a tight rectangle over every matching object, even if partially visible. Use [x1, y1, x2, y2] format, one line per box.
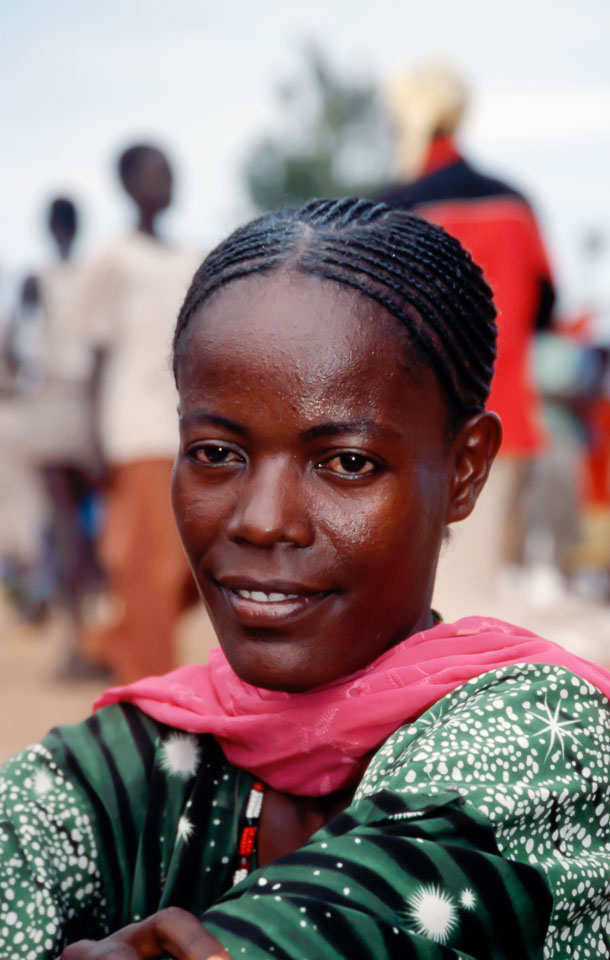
[236, 589, 299, 603]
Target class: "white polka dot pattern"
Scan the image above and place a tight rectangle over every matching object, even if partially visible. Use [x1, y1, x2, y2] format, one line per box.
[0, 743, 108, 956]
[356, 663, 610, 959]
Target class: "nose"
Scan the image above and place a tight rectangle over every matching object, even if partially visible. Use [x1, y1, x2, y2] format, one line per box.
[226, 457, 313, 548]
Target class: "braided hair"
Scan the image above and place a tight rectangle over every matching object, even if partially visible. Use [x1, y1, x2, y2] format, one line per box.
[173, 197, 497, 430]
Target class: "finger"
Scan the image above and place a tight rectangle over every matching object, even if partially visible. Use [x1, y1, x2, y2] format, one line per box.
[151, 908, 229, 960]
[58, 910, 231, 960]
[58, 942, 139, 960]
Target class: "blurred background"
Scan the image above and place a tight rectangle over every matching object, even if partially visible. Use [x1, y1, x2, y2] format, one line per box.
[1, 0, 609, 759]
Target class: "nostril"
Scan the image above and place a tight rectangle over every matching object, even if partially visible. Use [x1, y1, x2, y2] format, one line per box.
[227, 503, 312, 548]
[226, 464, 314, 548]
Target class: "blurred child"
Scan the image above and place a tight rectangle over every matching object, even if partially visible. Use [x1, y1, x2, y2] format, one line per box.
[0, 201, 102, 637]
[76, 144, 199, 682]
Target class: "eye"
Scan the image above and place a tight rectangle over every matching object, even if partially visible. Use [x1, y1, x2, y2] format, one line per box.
[190, 443, 243, 465]
[322, 453, 377, 477]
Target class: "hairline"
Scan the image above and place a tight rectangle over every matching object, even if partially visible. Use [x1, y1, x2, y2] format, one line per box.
[173, 258, 471, 442]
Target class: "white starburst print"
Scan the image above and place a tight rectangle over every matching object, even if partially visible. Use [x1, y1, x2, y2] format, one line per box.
[33, 769, 53, 796]
[159, 734, 201, 779]
[406, 884, 458, 943]
[460, 888, 476, 910]
[176, 815, 195, 843]
[528, 696, 581, 759]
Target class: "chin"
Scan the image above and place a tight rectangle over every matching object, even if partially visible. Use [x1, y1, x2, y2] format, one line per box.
[224, 644, 329, 694]
[252, 674, 313, 694]
[234, 663, 320, 694]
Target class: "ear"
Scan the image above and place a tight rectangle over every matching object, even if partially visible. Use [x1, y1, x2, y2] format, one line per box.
[446, 411, 502, 524]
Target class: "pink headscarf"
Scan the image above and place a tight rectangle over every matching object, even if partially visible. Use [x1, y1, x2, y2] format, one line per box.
[95, 616, 610, 796]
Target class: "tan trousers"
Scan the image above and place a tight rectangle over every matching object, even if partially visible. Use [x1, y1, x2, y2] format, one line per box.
[83, 459, 194, 683]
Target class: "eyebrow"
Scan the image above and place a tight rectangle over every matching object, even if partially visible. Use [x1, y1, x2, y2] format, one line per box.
[179, 410, 248, 437]
[180, 411, 400, 443]
[301, 419, 400, 442]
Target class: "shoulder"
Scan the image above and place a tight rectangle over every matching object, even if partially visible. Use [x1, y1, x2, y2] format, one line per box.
[354, 663, 610, 955]
[44, 701, 163, 761]
[380, 160, 525, 206]
[0, 707, 241, 864]
[358, 662, 610, 803]
[2, 705, 228, 800]
[0, 705, 156, 799]
[85, 236, 133, 272]
[43, 704, 231, 785]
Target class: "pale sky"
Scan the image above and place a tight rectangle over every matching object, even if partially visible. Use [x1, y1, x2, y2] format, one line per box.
[2, 0, 610, 311]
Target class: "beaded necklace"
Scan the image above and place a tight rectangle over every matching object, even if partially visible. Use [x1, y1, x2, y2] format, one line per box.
[230, 618, 444, 885]
[229, 619, 444, 884]
[232, 779, 265, 885]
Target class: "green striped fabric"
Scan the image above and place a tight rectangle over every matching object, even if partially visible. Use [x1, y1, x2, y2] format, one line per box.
[1, 662, 610, 958]
[0, 705, 254, 951]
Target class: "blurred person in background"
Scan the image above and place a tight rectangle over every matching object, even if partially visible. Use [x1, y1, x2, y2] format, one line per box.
[0, 278, 51, 625]
[564, 231, 610, 600]
[379, 62, 556, 616]
[0, 201, 102, 636]
[0, 275, 49, 624]
[4, 275, 45, 394]
[35, 198, 105, 672]
[76, 143, 199, 683]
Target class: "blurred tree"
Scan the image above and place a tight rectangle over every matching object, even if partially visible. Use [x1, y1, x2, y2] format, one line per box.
[244, 44, 393, 212]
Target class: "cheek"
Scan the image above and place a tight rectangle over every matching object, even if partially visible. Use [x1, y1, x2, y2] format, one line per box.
[171, 466, 224, 554]
[316, 488, 408, 574]
[320, 470, 446, 576]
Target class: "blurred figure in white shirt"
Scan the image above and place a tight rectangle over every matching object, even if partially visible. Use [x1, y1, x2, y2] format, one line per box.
[76, 144, 199, 683]
[0, 199, 103, 640]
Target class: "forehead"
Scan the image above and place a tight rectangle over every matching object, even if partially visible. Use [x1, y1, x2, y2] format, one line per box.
[177, 272, 444, 429]
[183, 272, 399, 376]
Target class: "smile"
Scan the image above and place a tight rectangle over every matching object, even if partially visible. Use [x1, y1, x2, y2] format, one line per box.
[235, 589, 299, 603]
[214, 577, 335, 628]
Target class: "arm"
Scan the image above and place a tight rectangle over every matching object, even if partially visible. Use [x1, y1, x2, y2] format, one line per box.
[57, 908, 229, 960]
[522, 205, 556, 333]
[67, 247, 120, 475]
[200, 664, 610, 959]
[87, 345, 108, 481]
[534, 277, 555, 333]
[203, 791, 550, 959]
[0, 741, 109, 956]
[0, 705, 163, 957]
[50, 796, 545, 959]
[0, 707, 254, 958]
[15, 665, 609, 958]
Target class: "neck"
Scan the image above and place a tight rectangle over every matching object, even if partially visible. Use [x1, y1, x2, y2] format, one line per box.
[258, 784, 355, 866]
[137, 209, 159, 238]
[421, 134, 462, 175]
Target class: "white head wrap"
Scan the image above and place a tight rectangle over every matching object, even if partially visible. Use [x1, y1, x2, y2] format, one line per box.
[385, 61, 468, 179]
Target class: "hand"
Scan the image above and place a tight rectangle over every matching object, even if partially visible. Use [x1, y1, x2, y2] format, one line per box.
[86, 438, 109, 487]
[56, 907, 230, 959]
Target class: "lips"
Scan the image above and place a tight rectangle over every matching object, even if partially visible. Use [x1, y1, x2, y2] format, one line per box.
[213, 575, 334, 628]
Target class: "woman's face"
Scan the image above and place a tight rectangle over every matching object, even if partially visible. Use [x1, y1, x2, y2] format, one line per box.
[173, 272, 466, 692]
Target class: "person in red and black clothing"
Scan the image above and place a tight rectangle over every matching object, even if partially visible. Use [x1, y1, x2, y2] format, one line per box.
[379, 63, 556, 615]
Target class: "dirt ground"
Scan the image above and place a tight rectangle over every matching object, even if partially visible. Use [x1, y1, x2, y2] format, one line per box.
[0, 583, 609, 764]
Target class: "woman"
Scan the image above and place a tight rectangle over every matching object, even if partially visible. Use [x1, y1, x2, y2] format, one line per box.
[1, 198, 609, 960]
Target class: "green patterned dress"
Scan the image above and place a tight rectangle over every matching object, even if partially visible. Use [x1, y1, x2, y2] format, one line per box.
[1, 663, 610, 958]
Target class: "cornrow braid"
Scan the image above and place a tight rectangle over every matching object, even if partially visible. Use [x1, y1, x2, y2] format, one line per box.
[173, 198, 497, 426]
